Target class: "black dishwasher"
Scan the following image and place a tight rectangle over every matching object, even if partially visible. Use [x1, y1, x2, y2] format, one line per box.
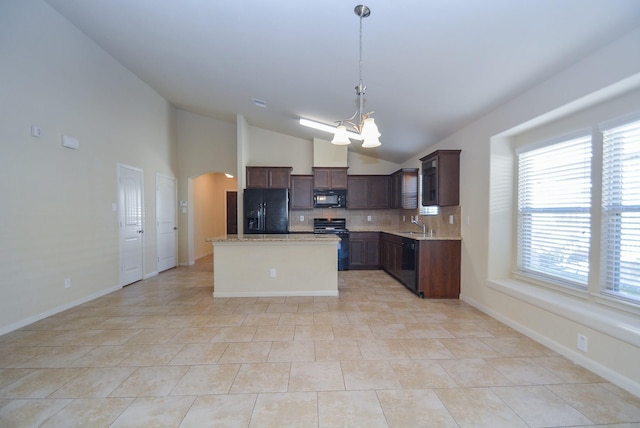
[401, 238, 418, 295]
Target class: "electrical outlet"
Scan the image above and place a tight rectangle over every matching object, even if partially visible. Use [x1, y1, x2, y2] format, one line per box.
[64, 278, 71, 289]
[577, 334, 588, 352]
[30, 125, 42, 137]
[299, 215, 304, 222]
[270, 268, 276, 278]
[367, 215, 372, 222]
[449, 215, 454, 224]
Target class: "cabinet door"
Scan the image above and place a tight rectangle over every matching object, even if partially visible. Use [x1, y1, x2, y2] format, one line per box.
[364, 238, 380, 267]
[347, 176, 368, 209]
[420, 150, 460, 207]
[290, 175, 313, 209]
[421, 157, 438, 205]
[390, 171, 402, 208]
[313, 167, 348, 189]
[417, 240, 461, 298]
[380, 233, 402, 278]
[349, 232, 379, 269]
[246, 167, 269, 189]
[313, 168, 331, 189]
[329, 169, 348, 189]
[349, 238, 367, 268]
[368, 176, 390, 209]
[246, 167, 292, 189]
[268, 168, 292, 188]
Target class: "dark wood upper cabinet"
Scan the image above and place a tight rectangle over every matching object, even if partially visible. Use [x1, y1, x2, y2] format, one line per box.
[419, 150, 461, 206]
[347, 175, 390, 209]
[368, 175, 390, 209]
[312, 167, 348, 190]
[390, 168, 418, 209]
[290, 175, 314, 210]
[246, 166, 292, 189]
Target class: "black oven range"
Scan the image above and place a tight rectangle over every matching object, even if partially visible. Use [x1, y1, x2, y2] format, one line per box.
[313, 218, 349, 271]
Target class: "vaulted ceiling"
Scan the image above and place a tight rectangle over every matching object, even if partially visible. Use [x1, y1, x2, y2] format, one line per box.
[45, 0, 640, 163]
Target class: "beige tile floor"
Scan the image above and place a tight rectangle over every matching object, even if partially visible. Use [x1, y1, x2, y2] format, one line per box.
[1, 256, 639, 427]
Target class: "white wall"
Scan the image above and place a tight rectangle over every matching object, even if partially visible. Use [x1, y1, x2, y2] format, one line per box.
[175, 109, 236, 264]
[401, 26, 640, 395]
[0, 0, 177, 332]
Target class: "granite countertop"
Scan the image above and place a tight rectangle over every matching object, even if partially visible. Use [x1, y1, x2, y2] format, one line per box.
[379, 230, 462, 241]
[288, 228, 461, 241]
[208, 233, 340, 243]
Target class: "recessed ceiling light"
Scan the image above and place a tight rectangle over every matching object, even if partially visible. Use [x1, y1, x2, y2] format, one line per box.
[251, 98, 267, 108]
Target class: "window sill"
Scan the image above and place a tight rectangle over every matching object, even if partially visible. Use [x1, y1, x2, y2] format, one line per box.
[488, 277, 640, 348]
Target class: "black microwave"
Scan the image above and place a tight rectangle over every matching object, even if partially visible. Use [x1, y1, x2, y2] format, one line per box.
[313, 189, 347, 208]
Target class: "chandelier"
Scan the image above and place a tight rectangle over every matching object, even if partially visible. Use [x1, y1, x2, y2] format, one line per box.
[300, 4, 381, 148]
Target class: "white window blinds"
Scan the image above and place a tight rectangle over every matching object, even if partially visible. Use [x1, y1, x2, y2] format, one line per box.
[601, 117, 640, 302]
[517, 134, 592, 287]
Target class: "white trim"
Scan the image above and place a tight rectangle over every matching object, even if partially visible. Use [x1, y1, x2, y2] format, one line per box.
[0, 285, 121, 336]
[461, 289, 640, 398]
[514, 127, 592, 155]
[213, 290, 339, 298]
[143, 271, 158, 280]
[598, 110, 640, 132]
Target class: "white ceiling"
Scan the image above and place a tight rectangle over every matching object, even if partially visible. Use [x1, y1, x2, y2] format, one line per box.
[45, 0, 640, 163]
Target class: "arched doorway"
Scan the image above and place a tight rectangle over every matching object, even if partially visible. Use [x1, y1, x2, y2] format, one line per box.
[190, 172, 238, 262]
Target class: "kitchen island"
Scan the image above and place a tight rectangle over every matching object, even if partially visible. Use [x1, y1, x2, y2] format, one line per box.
[209, 233, 340, 298]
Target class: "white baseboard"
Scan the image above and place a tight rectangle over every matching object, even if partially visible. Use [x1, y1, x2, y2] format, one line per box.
[143, 271, 158, 280]
[460, 291, 640, 398]
[0, 285, 121, 336]
[212, 290, 339, 298]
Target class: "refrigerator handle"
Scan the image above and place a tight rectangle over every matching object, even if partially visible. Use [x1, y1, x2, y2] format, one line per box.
[259, 202, 264, 231]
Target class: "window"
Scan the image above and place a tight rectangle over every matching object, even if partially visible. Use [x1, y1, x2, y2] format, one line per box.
[517, 134, 592, 287]
[601, 117, 640, 301]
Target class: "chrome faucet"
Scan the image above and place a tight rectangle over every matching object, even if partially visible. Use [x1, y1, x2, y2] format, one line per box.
[411, 217, 427, 235]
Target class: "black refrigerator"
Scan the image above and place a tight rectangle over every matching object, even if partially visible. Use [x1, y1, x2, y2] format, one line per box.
[244, 188, 289, 234]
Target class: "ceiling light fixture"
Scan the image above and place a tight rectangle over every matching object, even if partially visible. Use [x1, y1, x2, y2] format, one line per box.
[299, 4, 381, 148]
[332, 5, 380, 148]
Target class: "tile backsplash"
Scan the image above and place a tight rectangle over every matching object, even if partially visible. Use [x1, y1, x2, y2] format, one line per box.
[289, 206, 461, 237]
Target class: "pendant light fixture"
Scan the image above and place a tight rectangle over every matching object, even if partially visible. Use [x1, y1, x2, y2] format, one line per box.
[333, 4, 381, 148]
[300, 4, 381, 148]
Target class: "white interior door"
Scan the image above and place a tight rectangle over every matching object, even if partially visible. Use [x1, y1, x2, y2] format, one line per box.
[157, 173, 177, 272]
[118, 164, 144, 286]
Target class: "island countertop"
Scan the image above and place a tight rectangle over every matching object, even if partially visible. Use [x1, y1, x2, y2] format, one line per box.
[208, 233, 340, 243]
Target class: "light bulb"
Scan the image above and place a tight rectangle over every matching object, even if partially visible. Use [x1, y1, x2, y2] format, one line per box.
[331, 125, 351, 145]
[360, 118, 381, 148]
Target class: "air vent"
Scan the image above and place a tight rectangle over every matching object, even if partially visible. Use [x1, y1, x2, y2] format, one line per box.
[251, 98, 267, 108]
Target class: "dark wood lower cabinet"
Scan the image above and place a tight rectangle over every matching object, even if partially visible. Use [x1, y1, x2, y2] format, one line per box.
[349, 232, 380, 270]
[380, 233, 402, 279]
[380, 233, 460, 298]
[416, 239, 461, 298]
